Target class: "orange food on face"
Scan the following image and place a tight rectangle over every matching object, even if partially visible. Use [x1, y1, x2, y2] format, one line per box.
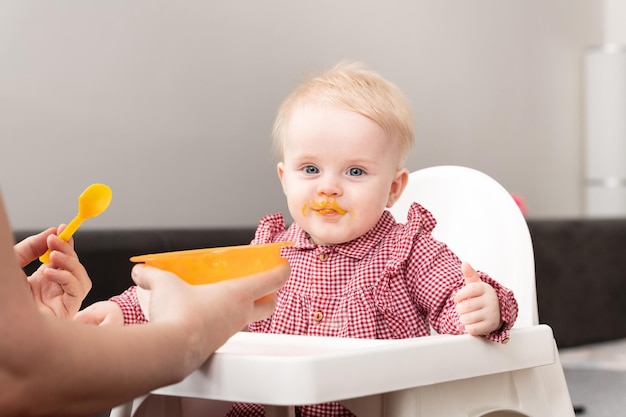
[302, 198, 347, 216]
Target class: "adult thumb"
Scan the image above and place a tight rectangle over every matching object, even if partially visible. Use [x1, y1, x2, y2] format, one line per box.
[461, 261, 481, 285]
[131, 263, 170, 290]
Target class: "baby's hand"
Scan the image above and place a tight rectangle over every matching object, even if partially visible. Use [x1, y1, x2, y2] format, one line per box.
[25, 228, 92, 318]
[74, 301, 124, 326]
[454, 262, 502, 336]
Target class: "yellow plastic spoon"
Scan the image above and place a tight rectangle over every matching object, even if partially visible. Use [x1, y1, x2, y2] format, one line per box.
[39, 183, 112, 263]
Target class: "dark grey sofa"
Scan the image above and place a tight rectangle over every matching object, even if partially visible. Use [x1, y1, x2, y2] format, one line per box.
[14, 219, 626, 349]
[527, 219, 626, 348]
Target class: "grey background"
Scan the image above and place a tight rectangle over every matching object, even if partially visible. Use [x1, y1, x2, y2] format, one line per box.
[0, 1, 610, 230]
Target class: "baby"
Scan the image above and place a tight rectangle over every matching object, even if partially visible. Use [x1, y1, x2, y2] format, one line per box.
[77, 62, 518, 417]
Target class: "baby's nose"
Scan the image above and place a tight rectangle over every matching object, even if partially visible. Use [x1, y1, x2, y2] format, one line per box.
[316, 176, 342, 197]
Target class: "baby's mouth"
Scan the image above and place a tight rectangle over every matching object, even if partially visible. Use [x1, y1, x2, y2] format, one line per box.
[303, 198, 348, 216]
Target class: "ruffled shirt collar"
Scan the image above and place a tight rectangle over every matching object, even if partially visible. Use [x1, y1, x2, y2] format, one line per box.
[283, 204, 437, 260]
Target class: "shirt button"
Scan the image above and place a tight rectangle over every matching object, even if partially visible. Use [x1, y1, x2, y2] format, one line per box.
[313, 311, 324, 322]
[318, 253, 329, 262]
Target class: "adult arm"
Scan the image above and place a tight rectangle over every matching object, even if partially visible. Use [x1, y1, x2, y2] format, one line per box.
[0, 192, 288, 417]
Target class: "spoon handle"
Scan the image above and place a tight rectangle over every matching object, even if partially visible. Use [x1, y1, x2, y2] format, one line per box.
[39, 216, 85, 263]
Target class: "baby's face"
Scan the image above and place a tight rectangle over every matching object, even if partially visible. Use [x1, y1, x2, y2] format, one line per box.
[277, 104, 405, 246]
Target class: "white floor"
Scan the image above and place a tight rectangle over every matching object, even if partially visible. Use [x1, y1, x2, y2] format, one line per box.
[559, 338, 626, 371]
[559, 338, 626, 417]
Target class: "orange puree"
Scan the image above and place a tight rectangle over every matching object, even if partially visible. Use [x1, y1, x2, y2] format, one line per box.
[302, 198, 347, 216]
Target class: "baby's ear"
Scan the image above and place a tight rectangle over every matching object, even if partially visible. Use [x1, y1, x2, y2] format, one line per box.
[386, 169, 409, 208]
[276, 162, 288, 196]
[276, 162, 285, 181]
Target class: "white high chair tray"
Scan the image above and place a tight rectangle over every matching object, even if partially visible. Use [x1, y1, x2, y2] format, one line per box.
[153, 325, 557, 405]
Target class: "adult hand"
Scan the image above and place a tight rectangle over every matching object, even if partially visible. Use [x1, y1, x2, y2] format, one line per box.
[131, 262, 290, 357]
[13, 227, 55, 268]
[16, 226, 92, 318]
[454, 262, 502, 336]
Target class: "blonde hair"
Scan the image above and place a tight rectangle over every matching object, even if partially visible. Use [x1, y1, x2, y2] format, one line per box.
[272, 62, 415, 165]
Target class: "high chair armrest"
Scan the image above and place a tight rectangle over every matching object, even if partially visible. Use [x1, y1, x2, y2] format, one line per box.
[152, 325, 557, 405]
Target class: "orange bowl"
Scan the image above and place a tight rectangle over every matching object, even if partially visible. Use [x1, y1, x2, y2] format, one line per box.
[130, 242, 293, 285]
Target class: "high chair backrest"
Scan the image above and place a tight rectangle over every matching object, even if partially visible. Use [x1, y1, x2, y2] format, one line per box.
[388, 165, 538, 327]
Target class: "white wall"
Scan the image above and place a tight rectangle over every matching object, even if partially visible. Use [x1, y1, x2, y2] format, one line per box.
[605, 0, 626, 43]
[0, 1, 605, 230]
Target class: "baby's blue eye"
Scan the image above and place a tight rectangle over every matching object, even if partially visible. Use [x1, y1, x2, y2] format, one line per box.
[348, 167, 364, 176]
[304, 165, 319, 174]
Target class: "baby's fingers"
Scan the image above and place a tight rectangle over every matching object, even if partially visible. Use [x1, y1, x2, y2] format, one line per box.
[74, 302, 123, 326]
[462, 319, 492, 336]
[456, 294, 502, 336]
[454, 283, 486, 303]
[74, 304, 105, 325]
[455, 295, 484, 315]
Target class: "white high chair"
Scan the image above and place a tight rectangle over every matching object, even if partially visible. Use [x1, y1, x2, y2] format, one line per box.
[111, 165, 574, 417]
[389, 165, 538, 328]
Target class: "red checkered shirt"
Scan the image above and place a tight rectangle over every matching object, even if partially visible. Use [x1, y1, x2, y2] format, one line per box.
[110, 284, 146, 325]
[112, 203, 518, 417]
[226, 203, 518, 417]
